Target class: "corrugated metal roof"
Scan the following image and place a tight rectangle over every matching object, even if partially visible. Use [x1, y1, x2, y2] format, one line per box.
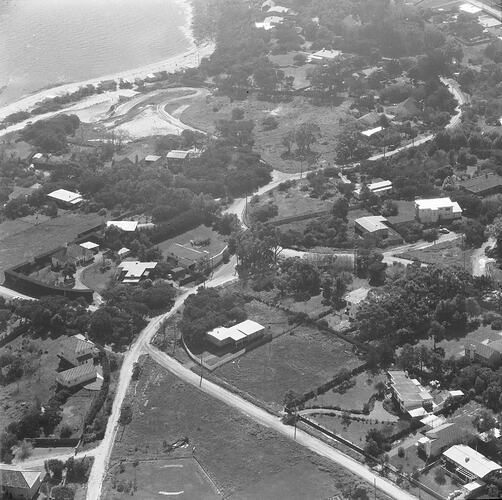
[443, 445, 502, 479]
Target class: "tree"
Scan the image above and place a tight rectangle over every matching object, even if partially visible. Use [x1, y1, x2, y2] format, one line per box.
[60, 425, 72, 439]
[434, 467, 446, 485]
[463, 220, 486, 248]
[13, 439, 33, 461]
[52, 486, 75, 500]
[276, 258, 320, 300]
[282, 131, 295, 155]
[119, 405, 133, 426]
[46, 459, 65, 482]
[295, 122, 320, 155]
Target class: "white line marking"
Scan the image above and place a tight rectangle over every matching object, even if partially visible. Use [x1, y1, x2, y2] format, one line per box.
[161, 464, 184, 468]
[159, 491, 184, 496]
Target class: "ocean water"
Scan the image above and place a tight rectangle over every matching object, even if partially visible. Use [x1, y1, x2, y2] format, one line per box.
[0, 0, 191, 106]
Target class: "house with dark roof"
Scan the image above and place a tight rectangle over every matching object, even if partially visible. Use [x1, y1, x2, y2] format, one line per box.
[465, 339, 502, 366]
[56, 363, 97, 388]
[0, 468, 44, 499]
[51, 244, 94, 270]
[418, 422, 466, 458]
[458, 173, 502, 197]
[58, 335, 97, 367]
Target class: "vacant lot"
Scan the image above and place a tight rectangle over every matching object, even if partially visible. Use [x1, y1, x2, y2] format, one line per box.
[398, 239, 471, 271]
[0, 211, 104, 280]
[252, 179, 333, 221]
[0, 335, 60, 435]
[156, 224, 227, 264]
[107, 358, 389, 500]
[105, 458, 219, 500]
[80, 260, 117, 293]
[213, 322, 362, 407]
[310, 372, 387, 410]
[181, 93, 353, 173]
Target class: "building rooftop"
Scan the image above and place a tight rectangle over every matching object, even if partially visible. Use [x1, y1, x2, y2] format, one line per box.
[443, 445, 502, 479]
[0, 468, 42, 489]
[207, 320, 264, 344]
[59, 335, 96, 362]
[145, 155, 161, 162]
[467, 339, 502, 359]
[355, 215, 388, 233]
[415, 197, 462, 213]
[458, 174, 502, 194]
[57, 363, 97, 385]
[388, 370, 433, 410]
[309, 48, 342, 61]
[166, 150, 190, 159]
[80, 241, 99, 250]
[106, 220, 139, 232]
[459, 3, 482, 14]
[118, 261, 157, 279]
[421, 414, 447, 428]
[47, 189, 83, 205]
[361, 126, 383, 137]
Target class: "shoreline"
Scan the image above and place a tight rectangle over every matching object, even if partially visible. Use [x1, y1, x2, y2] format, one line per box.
[0, 0, 214, 122]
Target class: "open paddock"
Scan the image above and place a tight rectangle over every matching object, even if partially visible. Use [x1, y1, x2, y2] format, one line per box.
[107, 358, 389, 500]
[397, 240, 471, 271]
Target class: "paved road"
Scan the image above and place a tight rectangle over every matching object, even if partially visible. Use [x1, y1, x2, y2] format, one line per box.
[0, 285, 36, 301]
[146, 344, 415, 500]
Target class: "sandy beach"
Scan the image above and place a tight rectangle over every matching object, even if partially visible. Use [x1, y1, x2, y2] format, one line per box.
[0, 0, 214, 122]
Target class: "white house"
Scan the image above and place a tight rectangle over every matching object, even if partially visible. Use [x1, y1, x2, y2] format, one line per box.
[207, 320, 265, 348]
[106, 220, 139, 232]
[118, 261, 157, 283]
[47, 189, 83, 208]
[255, 16, 284, 30]
[443, 445, 502, 482]
[308, 48, 342, 63]
[415, 197, 462, 223]
[418, 422, 465, 458]
[354, 180, 393, 198]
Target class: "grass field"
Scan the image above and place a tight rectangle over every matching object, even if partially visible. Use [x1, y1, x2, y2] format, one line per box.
[0, 211, 105, 280]
[80, 260, 117, 293]
[253, 179, 333, 220]
[213, 321, 362, 407]
[310, 372, 387, 410]
[397, 240, 472, 271]
[181, 92, 353, 174]
[105, 458, 219, 500]
[107, 358, 390, 500]
[156, 224, 227, 264]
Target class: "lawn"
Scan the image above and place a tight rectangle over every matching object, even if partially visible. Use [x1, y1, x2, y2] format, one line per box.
[181, 92, 354, 173]
[397, 240, 472, 271]
[156, 224, 227, 263]
[80, 260, 117, 293]
[0, 335, 61, 435]
[212, 320, 362, 407]
[0, 210, 105, 281]
[268, 52, 317, 89]
[312, 413, 409, 449]
[106, 358, 390, 500]
[309, 371, 387, 410]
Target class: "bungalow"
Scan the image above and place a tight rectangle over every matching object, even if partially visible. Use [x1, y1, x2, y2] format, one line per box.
[418, 422, 466, 458]
[207, 320, 265, 348]
[361, 126, 383, 138]
[79, 241, 99, 254]
[465, 339, 502, 366]
[118, 261, 157, 284]
[117, 247, 131, 259]
[47, 189, 83, 208]
[308, 48, 342, 63]
[387, 370, 433, 416]
[354, 216, 390, 239]
[0, 468, 44, 500]
[166, 150, 191, 171]
[58, 335, 97, 367]
[144, 155, 162, 165]
[56, 363, 97, 388]
[106, 220, 139, 232]
[354, 180, 393, 198]
[255, 16, 284, 30]
[415, 197, 462, 223]
[458, 174, 502, 197]
[51, 244, 94, 270]
[442, 445, 502, 483]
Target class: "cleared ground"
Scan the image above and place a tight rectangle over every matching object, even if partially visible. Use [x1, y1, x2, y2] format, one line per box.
[0, 211, 104, 280]
[181, 93, 353, 173]
[105, 458, 219, 500]
[106, 358, 389, 500]
[213, 321, 362, 408]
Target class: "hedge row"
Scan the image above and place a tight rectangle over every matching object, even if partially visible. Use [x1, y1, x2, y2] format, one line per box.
[83, 348, 110, 429]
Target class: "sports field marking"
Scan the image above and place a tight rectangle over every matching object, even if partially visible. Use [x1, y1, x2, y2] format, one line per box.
[161, 464, 184, 468]
[175, 243, 205, 255]
[159, 491, 184, 496]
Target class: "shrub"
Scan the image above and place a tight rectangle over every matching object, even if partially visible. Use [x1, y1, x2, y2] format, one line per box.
[60, 425, 72, 439]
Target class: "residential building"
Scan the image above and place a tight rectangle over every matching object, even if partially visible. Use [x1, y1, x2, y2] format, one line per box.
[308, 48, 342, 63]
[106, 220, 139, 232]
[144, 155, 162, 164]
[166, 150, 191, 171]
[458, 173, 502, 197]
[58, 335, 97, 367]
[47, 189, 83, 208]
[361, 126, 383, 138]
[79, 241, 99, 254]
[207, 320, 265, 348]
[118, 261, 157, 284]
[354, 216, 390, 239]
[442, 445, 502, 483]
[387, 371, 433, 416]
[418, 422, 466, 458]
[344, 287, 370, 318]
[117, 247, 131, 258]
[51, 244, 94, 270]
[56, 363, 97, 388]
[0, 468, 44, 500]
[415, 197, 462, 223]
[354, 180, 393, 198]
[465, 339, 502, 366]
[254, 16, 284, 30]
